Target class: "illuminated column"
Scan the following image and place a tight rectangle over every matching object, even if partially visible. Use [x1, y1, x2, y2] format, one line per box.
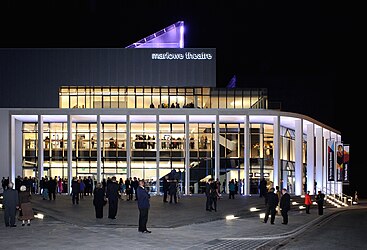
[97, 115, 101, 182]
[336, 134, 342, 194]
[323, 130, 330, 194]
[185, 115, 190, 195]
[295, 119, 303, 196]
[331, 132, 337, 195]
[315, 127, 323, 192]
[156, 115, 160, 194]
[259, 124, 264, 179]
[10, 115, 16, 186]
[126, 115, 131, 178]
[67, 114, 72, 194]
[273, 116, 280, 188]
[214, 114, 220, 180]
[244, 115, 250, 195]
[38, 115, 44, 193]
[307, 123, 315, 195]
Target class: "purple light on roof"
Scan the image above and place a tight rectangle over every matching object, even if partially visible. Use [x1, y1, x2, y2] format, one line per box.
[126, 21, 185, 48]
[180, 25, 184, 48]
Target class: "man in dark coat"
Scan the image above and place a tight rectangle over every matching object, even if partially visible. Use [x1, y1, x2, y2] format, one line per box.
[3, 182, 19, 227]
[168, 179, 178, 204]
[205, 178, 213, 211]
[48, 177, 57, 200]
[280, 188, 291, 224]
[263, 187, 279, 224]
[316, 191, 325, 215]
[259, 178, 267, 198]
[106, 176, 120, 219]
[71, 177, 80, 205]
[93, 182, 106, 218]
[131, 177, 139, 201]
[162, 175, 169, 203]
[137, 179, 151, 233]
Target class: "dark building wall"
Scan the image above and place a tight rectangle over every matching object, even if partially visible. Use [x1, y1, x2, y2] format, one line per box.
[0, 48, 216, 108]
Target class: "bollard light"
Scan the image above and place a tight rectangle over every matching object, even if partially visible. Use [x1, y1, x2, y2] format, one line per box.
[34, 213, 44, 219]
[259, 213, 265, 219]
[226, 215, 238, 220]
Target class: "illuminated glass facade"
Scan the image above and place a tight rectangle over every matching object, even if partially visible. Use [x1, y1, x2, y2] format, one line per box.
[59, 86, 267, 110]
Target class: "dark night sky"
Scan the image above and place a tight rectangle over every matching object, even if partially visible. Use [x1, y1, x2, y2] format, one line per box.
[0, 1, 364, 195]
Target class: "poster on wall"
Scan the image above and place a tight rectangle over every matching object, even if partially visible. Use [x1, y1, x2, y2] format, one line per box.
[343, 145, 350, 182]
[327, 140, 335, 181]
[336, 142, 344, 182]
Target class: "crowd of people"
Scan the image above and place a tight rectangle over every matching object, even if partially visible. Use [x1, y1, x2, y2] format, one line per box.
[2, 173, 330, 232]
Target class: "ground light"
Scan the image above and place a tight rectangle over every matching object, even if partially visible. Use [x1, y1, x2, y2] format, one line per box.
[226, 215, 239, 220]
[259, 213, 265, 219]
[292, 201, 299, 205]
[34, 213, 44, 219]
[299, 205, 306, 209]
[0, 204, 3, 209]
[250, 207, 260, 212]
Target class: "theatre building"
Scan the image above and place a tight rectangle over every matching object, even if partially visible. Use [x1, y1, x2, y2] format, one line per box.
[0, 21, 346, 196]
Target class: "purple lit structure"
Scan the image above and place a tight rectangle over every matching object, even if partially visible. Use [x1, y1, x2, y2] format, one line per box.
[126, 21, 184, 48]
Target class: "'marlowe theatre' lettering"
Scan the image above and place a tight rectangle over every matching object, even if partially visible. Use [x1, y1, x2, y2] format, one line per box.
[151, 52, 213, 60]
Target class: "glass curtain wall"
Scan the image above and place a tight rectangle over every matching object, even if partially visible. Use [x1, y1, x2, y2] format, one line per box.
[189, 123, 214, 193]
[249, 124, 274, 194]
[59, 87, 268, 110]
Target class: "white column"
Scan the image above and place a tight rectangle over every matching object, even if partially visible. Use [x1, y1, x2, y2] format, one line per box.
[336, 134, 342, 194]
[259, 124, 264, 179]
[37, 115, 44, 193]
[10, 115, 16, 186]
[97, 115, 102, 183]
[214, 114, 220, 180]
[273, 116, 280, 188]
[156, 115, 160, 194]
[331, 132, 337, 195]
[244, 115, 250, 195]
[315, 128, 323, 192]
[307, 124, 315, 195]
[67, 115, 72, 194]
[185, 115, 190, 195]
[126, 115, 131, 178]
[323, 130, 330, 194]
[294, 119, 303, 196]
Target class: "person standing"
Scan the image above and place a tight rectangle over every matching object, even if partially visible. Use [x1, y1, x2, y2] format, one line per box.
[210, 178, 219, 212]
[18, 185, 34, 226]
[280, 188, 291, 224]
[132, 177, 139, 201]
[48, 176, 57, 200]
[137, 179, 151, 233]
[168, 178, 178, 204]
[205, 178, 213, 211]
[71, 177, 80, 205]
[315, 191, 325, 215]
[162, 175, 169, 203]
[3, 182, 19, 227]
[263, 187, 279, 224]
[304, 190, 312, 214]
[259, 178, 267, 198]
[93, 183, 106, 219]
[106, 176, 119, 219]
[229, 179, 235, 199]
[275, 186, 281, 215]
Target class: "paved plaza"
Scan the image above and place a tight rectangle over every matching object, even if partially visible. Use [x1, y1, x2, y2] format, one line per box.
[0, 192, 359, 249]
